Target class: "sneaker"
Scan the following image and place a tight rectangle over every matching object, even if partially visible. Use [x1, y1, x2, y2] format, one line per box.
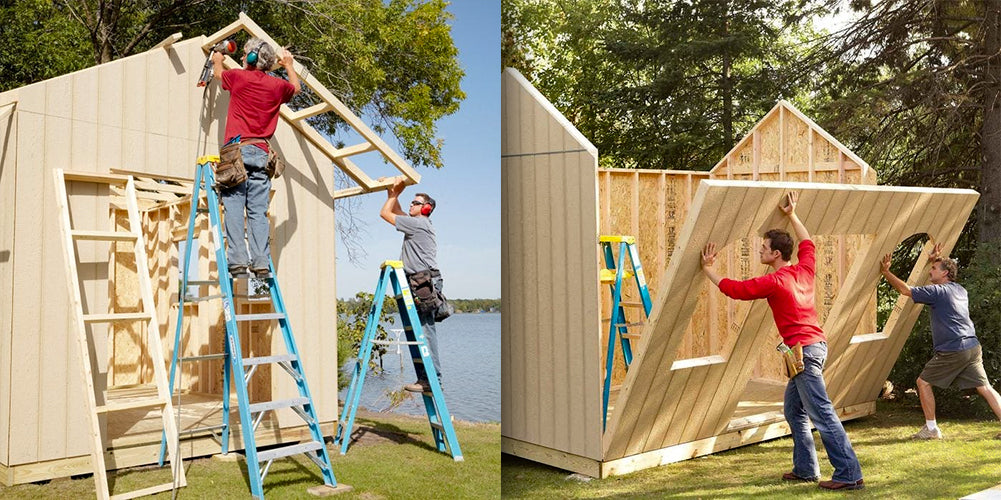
[229, 265, 250, 277]
[818, 479, 864, 490]
[404, 380, 431, 393]
[911, 425, 943, 440]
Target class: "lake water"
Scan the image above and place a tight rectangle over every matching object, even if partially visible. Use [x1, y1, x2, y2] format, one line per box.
[338, 312, 500, 423]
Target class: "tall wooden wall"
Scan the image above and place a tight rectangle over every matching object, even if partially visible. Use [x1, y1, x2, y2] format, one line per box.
[0, 104, 16, 470]
[501, 68, 603, 462]
[603, 181, 979, 461]
[0, 35, 338, 474]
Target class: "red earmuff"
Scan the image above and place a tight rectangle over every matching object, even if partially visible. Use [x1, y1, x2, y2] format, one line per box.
[421, 203, 433, 216]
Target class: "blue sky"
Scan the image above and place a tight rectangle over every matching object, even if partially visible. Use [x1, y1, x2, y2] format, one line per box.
[333, 2, 500, 299]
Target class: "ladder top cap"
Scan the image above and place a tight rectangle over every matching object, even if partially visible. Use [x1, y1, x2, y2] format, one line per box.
[381, 260, 403, 269]
[198, 155, 220, 164]
[600, 235, 635, 244]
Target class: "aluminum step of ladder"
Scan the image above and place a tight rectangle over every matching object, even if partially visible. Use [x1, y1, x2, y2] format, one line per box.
[158, 157, 339, 499]
[53, 169, 186, 499]
[599, 235, 653, 429]
[334, 260, 463, 460]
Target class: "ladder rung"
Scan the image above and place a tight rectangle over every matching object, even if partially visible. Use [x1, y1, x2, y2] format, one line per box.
[600, 269, 634, 284]
[109, 481, 177, 500]
[62, 171, 131, 185]
[235, 313, 285, 322]
[71, 230, 137, 242]
[429, 421, 445, 431]
[83, 312, 152, 323]
[255, 441, 323, 463]
[614, 321, 645, 329]
[243, 354, 298, 367]
[233, 293, 271, 300]
[181, 353, 227, 362]
[178, 424, 227, 435]
[248, 397, 310, 414]
[371, 339, 422, 346]
[97, 397, 167, 414]
[183, 280, 216, 286]
[179, 294, 225, 303]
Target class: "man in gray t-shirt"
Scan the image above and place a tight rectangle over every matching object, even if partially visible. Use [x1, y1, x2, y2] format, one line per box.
[881, 244, 1001, 440]
[380, 178, 443, 393]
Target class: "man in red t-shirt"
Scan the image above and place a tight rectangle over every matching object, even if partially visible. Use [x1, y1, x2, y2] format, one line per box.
[211, 38, 299, 277]
[701, 192, 864, 490]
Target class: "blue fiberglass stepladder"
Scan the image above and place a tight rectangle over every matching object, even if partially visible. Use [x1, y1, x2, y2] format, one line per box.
[334, 260, 462, 460]
[158, 156, 340, 498]
[600, 235, 653, 429]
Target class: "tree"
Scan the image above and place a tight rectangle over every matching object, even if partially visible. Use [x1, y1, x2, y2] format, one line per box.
[336, 291, 397, 389]
[0, 0, 464, 171]
[809, 0, 1001, 243]
[502, 0, 825, 170]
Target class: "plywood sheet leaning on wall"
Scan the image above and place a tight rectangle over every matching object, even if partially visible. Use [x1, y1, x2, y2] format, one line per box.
[602, 181, 979, 461]
[501, 67, 603, 462]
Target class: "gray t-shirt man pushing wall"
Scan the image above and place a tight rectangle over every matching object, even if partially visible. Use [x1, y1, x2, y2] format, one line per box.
[380, 177, 443, 393]
[881, 243, 1001, 440]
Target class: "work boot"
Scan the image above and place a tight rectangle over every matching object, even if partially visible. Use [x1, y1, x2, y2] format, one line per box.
[404, 380, 431, 393]
[251, 266, 271, 278]
[911, 425, 943, 440]
[782, 472, 818, 482]
[994, 431, 1001, 440]
[818, 479, 864, 490]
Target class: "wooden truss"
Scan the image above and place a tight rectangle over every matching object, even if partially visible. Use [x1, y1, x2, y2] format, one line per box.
[202, 12, 420, 199]
[603, 180, 979, 465]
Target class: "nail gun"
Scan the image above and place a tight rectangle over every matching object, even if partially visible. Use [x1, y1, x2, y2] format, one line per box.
[197, 39, 237, 87]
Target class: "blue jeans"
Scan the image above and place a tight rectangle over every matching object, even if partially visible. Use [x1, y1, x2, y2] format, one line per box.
[220, 145, 271, 271]
[414, 278, 443, 384]
[784, 341, 863, 482]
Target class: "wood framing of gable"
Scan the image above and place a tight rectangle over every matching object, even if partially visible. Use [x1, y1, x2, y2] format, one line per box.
[203, 12, 420, 199]
[603, 181, 979, 461]
[711, 101, 876, 184]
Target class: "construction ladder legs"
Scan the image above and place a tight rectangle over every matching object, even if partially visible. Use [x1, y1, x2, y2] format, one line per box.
[159, 158, 340, 499]
[600, 235, 653, 429]
[334, 260, 463, 461]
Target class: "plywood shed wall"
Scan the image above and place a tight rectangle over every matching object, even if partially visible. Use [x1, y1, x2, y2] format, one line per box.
[597, 102, 879, 387]
[501, 69, 980, 478]
[0, 34, 340, 483]
[501, 67, 604, 463]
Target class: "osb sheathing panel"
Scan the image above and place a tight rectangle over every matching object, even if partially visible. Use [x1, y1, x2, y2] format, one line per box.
[502, 68, 602, 460]
[0, 35, 338, 466]
[603, 181, 978, 461]
[0, 106, 16, 465]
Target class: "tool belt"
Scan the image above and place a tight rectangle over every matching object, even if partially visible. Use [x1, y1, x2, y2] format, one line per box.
[778, 342, 805, 379]
[215, 138, 285, 189]
[407, 268, 442, 316]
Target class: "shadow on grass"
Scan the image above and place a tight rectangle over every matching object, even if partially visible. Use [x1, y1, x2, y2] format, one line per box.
[341, 416, 441, 454]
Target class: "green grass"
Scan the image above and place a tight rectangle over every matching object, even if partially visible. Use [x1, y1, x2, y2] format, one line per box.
[502, 399, 1001, 499]
[0, 411, 500, 499]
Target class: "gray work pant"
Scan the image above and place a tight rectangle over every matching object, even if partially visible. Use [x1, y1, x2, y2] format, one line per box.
[220, 145, 271, 271]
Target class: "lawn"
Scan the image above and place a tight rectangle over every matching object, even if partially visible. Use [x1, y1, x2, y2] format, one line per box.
[501, 399, 1001, 499]
[0, 410, 500, 499]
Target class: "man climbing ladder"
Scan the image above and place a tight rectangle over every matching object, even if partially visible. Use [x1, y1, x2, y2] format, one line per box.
[161, 157, 348, 499]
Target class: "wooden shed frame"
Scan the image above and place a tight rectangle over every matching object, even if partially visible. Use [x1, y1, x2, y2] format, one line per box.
[0, 15, 415, 485]
[500, 68, 980, 477]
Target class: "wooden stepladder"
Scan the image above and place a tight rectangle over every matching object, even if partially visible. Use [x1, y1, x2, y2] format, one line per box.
[159, 157, 342, 499]
[600, 235, 652, 428]
[53, 169, 186, 499]
[334, 260, 463, 460]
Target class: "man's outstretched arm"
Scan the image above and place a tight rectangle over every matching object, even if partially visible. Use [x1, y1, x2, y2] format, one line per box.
[380, 177, 407, 225]
[781, 192, 810, 242]
[880, 253, 912, 297]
